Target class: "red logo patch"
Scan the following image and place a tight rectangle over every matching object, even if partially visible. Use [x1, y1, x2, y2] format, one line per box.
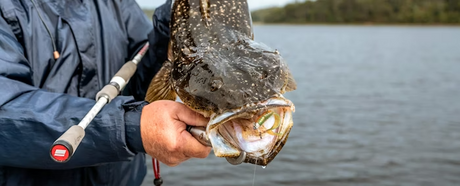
[51, 145, 69, 162]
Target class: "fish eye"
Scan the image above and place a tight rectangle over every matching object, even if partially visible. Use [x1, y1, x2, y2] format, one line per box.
[261, 71, 268, 79]
[210, 77, 223, 92]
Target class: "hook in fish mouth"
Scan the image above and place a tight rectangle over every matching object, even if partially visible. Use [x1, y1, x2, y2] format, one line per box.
[225, 151, 246, 165]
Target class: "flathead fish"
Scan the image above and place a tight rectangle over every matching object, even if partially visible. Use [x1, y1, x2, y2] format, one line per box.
[146, 0, 296, 166]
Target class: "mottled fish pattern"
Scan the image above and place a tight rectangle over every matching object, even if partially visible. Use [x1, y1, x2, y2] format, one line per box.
[146, 0, 296, 166]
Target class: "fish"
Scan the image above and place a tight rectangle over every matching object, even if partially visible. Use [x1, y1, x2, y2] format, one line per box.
[145, 0, 297, 166]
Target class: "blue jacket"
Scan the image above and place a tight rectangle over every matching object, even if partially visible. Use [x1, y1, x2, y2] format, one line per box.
[0, 0, 171, 185]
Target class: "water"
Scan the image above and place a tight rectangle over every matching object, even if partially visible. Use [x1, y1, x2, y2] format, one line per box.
[142, 25, 460, 186]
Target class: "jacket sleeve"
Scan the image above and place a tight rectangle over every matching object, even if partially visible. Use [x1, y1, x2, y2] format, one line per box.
[0, 14, 145, 169]
[123, 0, 172, 101]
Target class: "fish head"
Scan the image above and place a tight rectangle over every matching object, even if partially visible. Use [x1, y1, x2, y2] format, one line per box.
[172, 36, 296, 166]
[174, 26, 297, 111]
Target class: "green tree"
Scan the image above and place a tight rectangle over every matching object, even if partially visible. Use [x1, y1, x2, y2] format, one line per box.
[250, 0, 460, 24]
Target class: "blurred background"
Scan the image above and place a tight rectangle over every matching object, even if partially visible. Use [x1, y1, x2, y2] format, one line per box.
[138, 0, 460, 185]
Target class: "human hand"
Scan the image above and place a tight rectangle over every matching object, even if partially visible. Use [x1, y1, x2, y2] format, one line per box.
[140, 100, 212, 166]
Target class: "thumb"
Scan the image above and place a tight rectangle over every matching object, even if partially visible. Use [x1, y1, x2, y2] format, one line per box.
[173, 102, 209, 127]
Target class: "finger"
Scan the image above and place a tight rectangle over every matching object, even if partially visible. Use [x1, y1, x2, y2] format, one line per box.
[180, 131, 212, 159]
[173, 102, 209, 127]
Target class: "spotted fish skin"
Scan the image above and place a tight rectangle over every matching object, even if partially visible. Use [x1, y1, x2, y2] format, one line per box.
[145, 0, 297, 166]
[169, 0, 294, 117]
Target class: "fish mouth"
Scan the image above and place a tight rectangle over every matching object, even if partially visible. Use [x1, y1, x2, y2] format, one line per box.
[206, 96, 295, 166]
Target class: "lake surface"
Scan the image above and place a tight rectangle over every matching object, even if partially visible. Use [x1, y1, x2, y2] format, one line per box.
[142, 25, 460, 186]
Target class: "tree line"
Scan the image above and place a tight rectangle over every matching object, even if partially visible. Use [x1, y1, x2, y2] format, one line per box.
[251, 0, 460, 24]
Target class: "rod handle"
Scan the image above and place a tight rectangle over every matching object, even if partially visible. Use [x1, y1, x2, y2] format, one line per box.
[50, 125, 85, 163]
[114, 62, 137, 83]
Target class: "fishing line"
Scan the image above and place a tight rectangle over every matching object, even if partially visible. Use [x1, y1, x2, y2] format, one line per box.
[252, 163, 257, 186]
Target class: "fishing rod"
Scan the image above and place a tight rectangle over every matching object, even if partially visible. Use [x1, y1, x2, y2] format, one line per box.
[49, 43, 150, 163]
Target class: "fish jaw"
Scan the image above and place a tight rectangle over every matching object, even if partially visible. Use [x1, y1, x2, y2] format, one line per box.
[206, 97, 295, 166]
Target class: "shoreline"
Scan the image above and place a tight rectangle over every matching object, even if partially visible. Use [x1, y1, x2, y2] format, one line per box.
[252, 22, 460, 27]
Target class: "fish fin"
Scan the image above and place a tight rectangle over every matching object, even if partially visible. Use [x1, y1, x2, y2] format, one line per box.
[145, 60, 176, 103]
[283, 71, 297, 93]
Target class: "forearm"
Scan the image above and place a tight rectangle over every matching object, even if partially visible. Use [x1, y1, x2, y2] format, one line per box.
[0, 77, 146, 169]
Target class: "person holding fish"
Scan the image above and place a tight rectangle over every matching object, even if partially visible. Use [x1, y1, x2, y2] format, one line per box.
[0, 0, 211, 185]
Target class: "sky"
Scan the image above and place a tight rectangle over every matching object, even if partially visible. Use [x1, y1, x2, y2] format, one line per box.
[135, 0, 294, 10]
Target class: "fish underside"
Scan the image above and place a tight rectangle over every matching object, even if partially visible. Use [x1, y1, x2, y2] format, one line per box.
[145, 0, 297, 166]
